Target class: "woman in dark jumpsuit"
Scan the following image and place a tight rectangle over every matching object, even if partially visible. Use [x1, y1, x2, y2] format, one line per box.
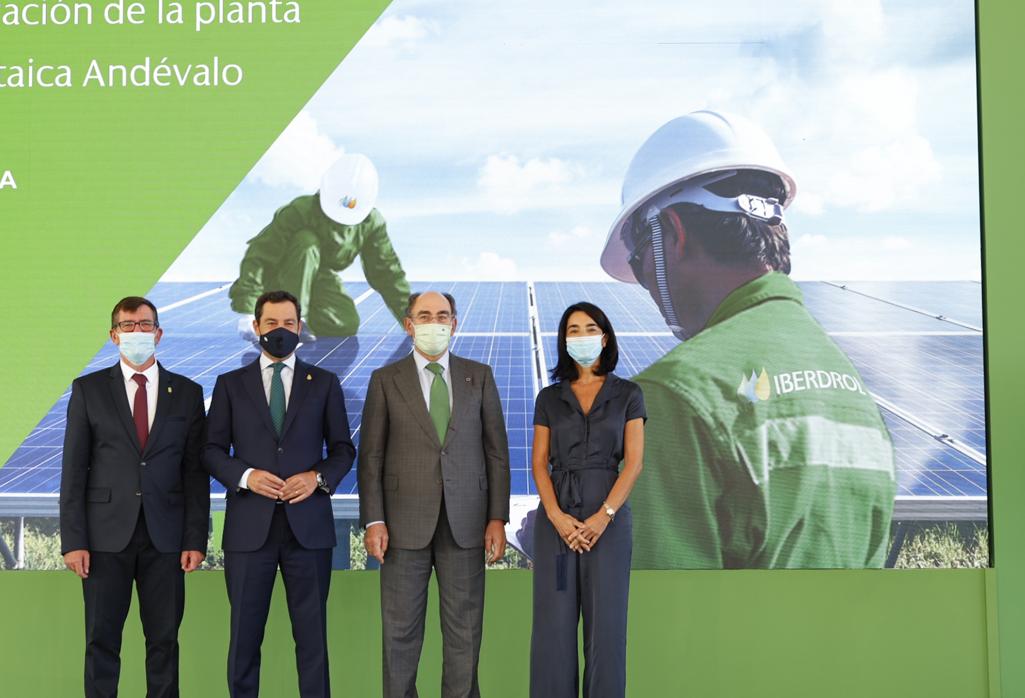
[530, 302, 646, 697]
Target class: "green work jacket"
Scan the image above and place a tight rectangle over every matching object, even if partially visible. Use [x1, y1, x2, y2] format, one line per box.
[631, 272, 896, 569]
[229, 194, 409, 323]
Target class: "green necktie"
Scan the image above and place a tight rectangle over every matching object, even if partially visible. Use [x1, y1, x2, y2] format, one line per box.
[425, 362, 450, 443]
[270, 362, 286, 436]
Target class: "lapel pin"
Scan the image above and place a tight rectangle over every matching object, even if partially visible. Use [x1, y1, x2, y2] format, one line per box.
[465, 377, 471, 382]
[167, 386, 173, 394]
[307, 374, 313, 381]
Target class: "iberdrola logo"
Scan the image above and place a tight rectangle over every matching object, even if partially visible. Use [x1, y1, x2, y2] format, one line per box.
[737, 368, 772, 403]
[340, 196, 358, 209]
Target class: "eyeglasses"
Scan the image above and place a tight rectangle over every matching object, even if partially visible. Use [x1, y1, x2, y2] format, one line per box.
[114, 320, 158, 332]
[412, 312, 453, 324]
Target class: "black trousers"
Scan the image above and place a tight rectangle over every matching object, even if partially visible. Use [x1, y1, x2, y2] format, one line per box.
[83, 511, 185, 698]
[224, 504, 333, 698]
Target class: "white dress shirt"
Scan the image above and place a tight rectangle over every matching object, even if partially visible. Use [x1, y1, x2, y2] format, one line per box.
[240, 354, 297, 489]
[259, 353, 296, 408]
[367, 350, 453, 530]
[120, 359, 159, 430]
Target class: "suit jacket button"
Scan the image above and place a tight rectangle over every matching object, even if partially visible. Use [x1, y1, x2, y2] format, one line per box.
[277, 447, 284, 454]
[140, 461, 146, 467]
[441, 450, 447, 456]
[135, 491, 142, 496]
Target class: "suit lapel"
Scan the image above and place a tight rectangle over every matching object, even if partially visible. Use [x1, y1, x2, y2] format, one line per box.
[108, 363, 142, 453]
[242, 359, 278, 436]
[446, 355, 473, 444]
[394, 355, 441, 447]
[142, 363, 174, 456]
[280, 358, 311, 438]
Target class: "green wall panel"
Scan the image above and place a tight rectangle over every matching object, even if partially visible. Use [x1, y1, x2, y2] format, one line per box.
[0, 0, 391, 464]
[0, 570, 993, 697]
[979, 0, 1025, 696]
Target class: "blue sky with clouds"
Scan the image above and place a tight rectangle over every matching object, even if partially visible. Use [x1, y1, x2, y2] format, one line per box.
[164, 0, 981, 282]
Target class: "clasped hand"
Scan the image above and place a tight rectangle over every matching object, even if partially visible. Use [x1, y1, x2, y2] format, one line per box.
[248, 469, 318, 503]
[550, 508, 610, 553]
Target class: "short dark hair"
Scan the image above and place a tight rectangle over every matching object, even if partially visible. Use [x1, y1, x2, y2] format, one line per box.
[406, 291, 457, 318]
[111, 296, 159, 329]
[671, 169, 791, 274]
[550, 302, 619, 382]
[255, 290, 302, 322]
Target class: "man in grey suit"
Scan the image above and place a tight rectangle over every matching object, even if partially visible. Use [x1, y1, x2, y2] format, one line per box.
[359, 290, 510, 698]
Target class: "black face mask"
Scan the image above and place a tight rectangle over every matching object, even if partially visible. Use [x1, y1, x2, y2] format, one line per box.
[260, 327, 300, 359]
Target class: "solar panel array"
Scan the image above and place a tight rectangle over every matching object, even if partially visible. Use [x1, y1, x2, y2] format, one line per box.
[0, 279, 988, 510]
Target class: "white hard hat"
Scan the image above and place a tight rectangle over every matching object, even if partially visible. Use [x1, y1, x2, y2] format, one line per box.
[319, 154, 379, 225]
[601, 110, 797, 283]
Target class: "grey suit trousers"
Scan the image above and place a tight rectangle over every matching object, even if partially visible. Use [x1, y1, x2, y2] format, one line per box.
[381, 501, 485, 698]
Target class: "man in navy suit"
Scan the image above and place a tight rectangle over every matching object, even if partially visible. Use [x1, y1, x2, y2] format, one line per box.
[202, 290, 355, 698]
[60, 295, 209, 698]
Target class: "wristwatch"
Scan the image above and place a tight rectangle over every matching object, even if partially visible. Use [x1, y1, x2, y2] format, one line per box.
[603, 501, 616, 522]
[315, 471, 329, 494]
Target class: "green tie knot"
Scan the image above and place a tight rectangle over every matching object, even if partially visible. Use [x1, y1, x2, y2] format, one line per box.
[426, 362, 444, 377]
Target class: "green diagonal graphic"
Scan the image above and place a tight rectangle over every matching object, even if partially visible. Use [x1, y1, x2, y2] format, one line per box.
[0, 0, 391, 463]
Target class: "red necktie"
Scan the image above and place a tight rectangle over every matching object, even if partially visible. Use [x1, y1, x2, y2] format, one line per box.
[132, 373, 149, 451]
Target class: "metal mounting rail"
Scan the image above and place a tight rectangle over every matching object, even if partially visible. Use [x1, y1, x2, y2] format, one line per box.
[871, 391, 987, 467]
[822, 281, 982, 333]
[526, 281, 549, 394]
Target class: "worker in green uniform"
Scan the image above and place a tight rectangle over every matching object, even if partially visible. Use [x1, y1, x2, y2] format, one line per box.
[230, 154, 411, 341]
[600, 110, 896, 569]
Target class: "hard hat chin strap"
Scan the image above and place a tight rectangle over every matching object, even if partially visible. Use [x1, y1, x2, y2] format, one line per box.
[646, 208, 687, 340]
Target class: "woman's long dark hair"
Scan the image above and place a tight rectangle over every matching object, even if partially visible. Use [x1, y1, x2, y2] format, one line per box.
[550, 302, 619, 383]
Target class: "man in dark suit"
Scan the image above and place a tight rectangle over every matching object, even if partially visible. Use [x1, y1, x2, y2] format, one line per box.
[60, 296, 209, 698]
[202, 289, 355, 698]
[359, 290, 510, 698]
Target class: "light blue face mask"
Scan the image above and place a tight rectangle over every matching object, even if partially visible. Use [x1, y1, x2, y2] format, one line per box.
[118, 332, 156, 365]
[566, 334, 604, 367]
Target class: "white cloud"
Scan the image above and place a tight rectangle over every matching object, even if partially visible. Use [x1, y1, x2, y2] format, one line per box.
[882, 236, 913, 251]
[478, 155, 582, 214]
[321, 0, 964, 223]
[181, 0, 979, 282]
[547, 225, 597, 248]
[360, 15, 438, 48]
[817, 0, 885, 68]
[161, 209, 260, 282]
[248, 111, 344, 191]
[781, 69, 942, 214]
[826, 132, 940, 212]
[791, 192, 824, 216]
[795, 233, 829, 248]
[460, 251, 518, 280]
[789, 232, 978, 281]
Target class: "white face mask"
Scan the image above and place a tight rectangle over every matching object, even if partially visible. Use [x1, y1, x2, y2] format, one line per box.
[413, 323, 451, 356]
[118, 332, 156, 365]
[565, 335, 603, 367]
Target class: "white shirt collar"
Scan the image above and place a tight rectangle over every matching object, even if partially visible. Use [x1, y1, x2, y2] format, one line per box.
[120, 359, 159, 385]
[260, 352, 297, 373]
[412, 348, 450, 376]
